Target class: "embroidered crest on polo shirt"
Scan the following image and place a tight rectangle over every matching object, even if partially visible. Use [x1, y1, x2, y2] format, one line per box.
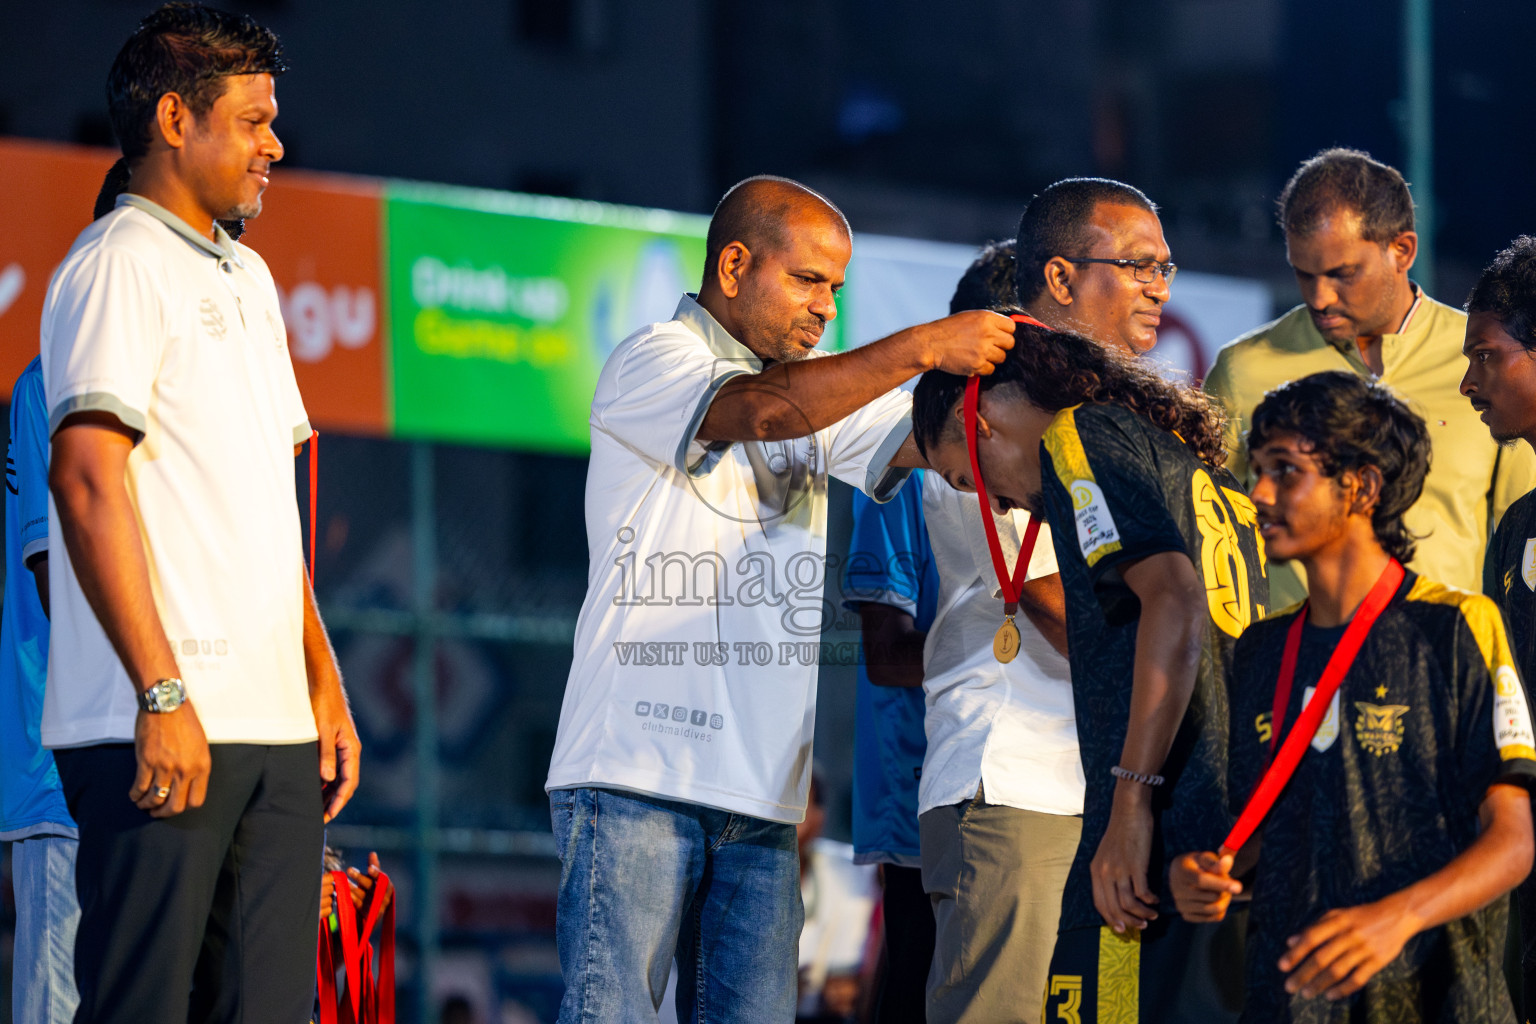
[1069, 479, 1119, 561]
[199, 298, 227, 340]
[1522, 538, 1536, 591]
[1354, 701, 1410, 756]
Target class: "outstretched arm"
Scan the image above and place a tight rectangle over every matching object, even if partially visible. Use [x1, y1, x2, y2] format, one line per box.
[1091, 550, 1208, 934]
[1280, 783, 1533, 1001]
[697, 311, 1014, 443]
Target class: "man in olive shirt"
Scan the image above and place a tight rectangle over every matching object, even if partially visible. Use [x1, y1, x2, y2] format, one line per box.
[1205, 148, 1536, 608]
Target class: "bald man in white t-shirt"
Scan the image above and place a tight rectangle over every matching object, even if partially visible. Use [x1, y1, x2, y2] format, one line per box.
[546, 175, 1016, 1023]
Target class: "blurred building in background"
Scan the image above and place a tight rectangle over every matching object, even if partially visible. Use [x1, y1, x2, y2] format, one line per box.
[1, 2, 1532, 1021]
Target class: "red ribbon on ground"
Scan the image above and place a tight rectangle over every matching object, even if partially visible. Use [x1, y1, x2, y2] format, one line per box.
[960, 313, 1050, 614]
[1221, 558, 1404, 854]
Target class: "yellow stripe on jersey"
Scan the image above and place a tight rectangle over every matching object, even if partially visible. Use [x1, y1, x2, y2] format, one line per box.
[1042, 405, 1123, 568]
[1407, 577, 1536, 762]
[1096, 926, 1139, 1024]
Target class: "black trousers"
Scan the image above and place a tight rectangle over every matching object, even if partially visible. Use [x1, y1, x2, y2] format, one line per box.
[873, 864, 936, 1024]
[55, 741, 324, 1024]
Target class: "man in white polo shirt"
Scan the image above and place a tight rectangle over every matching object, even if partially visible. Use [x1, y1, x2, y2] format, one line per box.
[41, 6, 358, 1021]
[546, 175, 1015, 1022]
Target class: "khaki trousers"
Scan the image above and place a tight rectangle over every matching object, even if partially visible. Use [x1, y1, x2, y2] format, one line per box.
[919, 792, 1082, 1024]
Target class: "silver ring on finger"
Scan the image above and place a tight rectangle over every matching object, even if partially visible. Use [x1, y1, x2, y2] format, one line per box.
[155, 786, 171, 800]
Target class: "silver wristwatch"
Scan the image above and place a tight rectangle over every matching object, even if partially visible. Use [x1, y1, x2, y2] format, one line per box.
[137, 677, 187, 713]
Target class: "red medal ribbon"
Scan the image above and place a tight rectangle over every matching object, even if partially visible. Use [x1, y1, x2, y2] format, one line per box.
[962, 313, 1049, 614]
[1221, 557, 1404, 854]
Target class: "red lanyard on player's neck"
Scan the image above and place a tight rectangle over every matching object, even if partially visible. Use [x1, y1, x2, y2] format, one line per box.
[1221, 557, 1404, 854]
[963, 312, 1047, 660]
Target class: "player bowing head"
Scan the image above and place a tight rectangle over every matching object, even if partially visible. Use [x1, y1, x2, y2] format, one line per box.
[910, 320, 1226, 517]
[914, 325, 1264, 1024]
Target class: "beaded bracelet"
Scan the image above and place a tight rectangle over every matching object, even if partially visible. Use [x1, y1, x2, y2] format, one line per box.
[1110, 765, 1165, 787]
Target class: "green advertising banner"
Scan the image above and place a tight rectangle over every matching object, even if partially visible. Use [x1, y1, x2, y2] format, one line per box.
[384, 184, 704, 453]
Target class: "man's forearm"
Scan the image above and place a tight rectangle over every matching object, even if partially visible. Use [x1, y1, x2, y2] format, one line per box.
[51, 424, 179, 693]
[1388, 783, 1533, 936]
[698, 325, 934, 443]
[302, 575, 344, 701]
[1017, 573, 1069, 658]
[1117, 554, 1207, 782]
[857, 604, 926, 688]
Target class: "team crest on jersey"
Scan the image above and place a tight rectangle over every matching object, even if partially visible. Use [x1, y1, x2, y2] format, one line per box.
[1354, 701, 1410, 756]
[1522, 539, 1536, 591]
[1303, 686, 1340, 752]
[1069, 479, 1119, 562]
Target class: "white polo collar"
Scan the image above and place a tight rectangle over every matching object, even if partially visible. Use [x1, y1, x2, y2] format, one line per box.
[116, 193, 243, 267]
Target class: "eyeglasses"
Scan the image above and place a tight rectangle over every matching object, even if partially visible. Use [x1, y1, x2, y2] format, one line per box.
[1066, 257, 1178, 285]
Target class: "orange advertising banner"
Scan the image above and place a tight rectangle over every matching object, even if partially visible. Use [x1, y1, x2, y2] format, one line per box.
[0, 137, 387, 434]
[0, 138, 117, 396]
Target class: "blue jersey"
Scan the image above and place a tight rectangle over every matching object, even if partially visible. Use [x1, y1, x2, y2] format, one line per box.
[844, 471, 937, 867]
[0, 357, 74, 838]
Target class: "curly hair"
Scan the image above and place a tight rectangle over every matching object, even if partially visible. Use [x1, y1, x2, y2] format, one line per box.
[1247, 371, 1430, 563]
[1466, 235, 1536, 351]
[912, 321, 1227, 466]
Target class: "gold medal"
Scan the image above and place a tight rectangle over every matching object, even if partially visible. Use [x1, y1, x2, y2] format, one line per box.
[993, 616, 1020, 663]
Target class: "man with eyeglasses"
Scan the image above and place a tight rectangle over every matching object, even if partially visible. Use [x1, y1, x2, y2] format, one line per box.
[1205, 148, 1536, 609]
[1015, 177, 1175, 357]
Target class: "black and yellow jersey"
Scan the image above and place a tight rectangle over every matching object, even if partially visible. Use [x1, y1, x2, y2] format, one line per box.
[1486, 488, 1536, 677]
[1039, 402, 1268, 933]
[1231, 573, 1536, 1023]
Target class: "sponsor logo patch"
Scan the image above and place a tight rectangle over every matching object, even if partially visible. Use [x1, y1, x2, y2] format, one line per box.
[1069, 479, 1119, 560]
[1494, 664, 1536, 759]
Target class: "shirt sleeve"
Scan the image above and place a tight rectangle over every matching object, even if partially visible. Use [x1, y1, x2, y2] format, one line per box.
[14, 364, 51, 565]
[590, 326, 752, 477]
[1040, 404, 1186, 593]
[44, 246, 165, 440]
[843, 471, 930, 615]
[1451, 594, 1536, 799]
[822, 385, 913, 501]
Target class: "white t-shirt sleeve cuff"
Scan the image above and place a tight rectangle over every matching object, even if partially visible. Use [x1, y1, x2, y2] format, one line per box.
[677, 366, 752, 477]
[48, 392, 147, 440]
[863, 414, 913, 502]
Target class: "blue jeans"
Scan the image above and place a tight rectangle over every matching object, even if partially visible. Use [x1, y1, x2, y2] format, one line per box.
[11, 834, 81, 1024]
[550, 787, 801, 1023]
